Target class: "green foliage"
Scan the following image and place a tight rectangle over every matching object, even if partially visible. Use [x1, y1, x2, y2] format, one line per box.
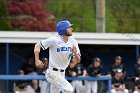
[0, 0, 12, 31]
[106, 7, 118, 33]
[45, 0, 140, 33]
[106, 0, 140, 33]
[45, 0, 96, 32]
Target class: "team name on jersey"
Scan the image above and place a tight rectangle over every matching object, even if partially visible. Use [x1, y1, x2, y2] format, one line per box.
[57, 47, 72, 52]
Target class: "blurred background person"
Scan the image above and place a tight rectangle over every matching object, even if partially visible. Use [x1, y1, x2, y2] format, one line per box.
[65, 62, 75, 83]
[13, 70, 35, 93]
[134, 56, 140, 93]
[111, 69, 129, 93]
[133, 75, 140, 93]
[109, 56, 126, 77]
[86, 57, 103, 93]
[134, 56, 140, 80]
[71, 63, 87, 93]
[20, 56, 38, 91]
[38, 57, 49, 93]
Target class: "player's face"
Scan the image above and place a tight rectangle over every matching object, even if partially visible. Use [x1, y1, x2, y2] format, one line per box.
[138, 58, 140, 64]
[94, 61, 100, 67]
[66, 26, 73, 36]
[115, 59, 121, 65]
[28, 57, 34, 65]
[115, 72, 123, 78]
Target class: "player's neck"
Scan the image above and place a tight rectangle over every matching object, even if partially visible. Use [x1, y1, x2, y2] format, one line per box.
[61, 35, 69, 41]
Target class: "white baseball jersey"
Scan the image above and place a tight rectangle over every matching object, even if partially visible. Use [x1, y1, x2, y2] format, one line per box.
[40, 34, 80, 70]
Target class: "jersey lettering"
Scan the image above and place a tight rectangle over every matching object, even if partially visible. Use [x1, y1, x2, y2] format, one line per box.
[57, 47, 72, 52]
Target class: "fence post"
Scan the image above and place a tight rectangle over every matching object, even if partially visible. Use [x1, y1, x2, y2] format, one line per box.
[108, 79, 111, 93]
[6, 43, 9, 93]
[136, 45, 139, 61]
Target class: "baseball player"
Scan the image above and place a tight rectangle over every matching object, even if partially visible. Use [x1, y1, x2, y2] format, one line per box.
[109, 56, 126, 77]
[134, 56, 140, 93]
[86, 57, 103, 93]
[38, 57, 49, 93]
[133, 76, 140, 93]
[34, 20, 81, 93]
[71, 63, 87, 93]
[134, 56, 140, 78]
[111, 69, 129, 93]
[14, 70, 35, 93]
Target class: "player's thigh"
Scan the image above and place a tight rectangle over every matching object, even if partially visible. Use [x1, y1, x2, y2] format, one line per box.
[117, 90, 129, 93]
[26, 85, 35, 93]
[39, 80, 49, 93]
[46, 71, 73, 93]
[39, 80, 45, 87]
[85, 80, 91, 89]
[71, 80, 77, 89]
[50, 83, 61, 93]
[124, 89, 129, 93]
[54, 75, 73, 92]
[91, 81, 97, 88]
[133, 91, 139, 93]
[111, 89, 117, 93]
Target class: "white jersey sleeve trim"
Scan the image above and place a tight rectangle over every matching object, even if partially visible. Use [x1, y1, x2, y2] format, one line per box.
[40, 41, 46, 50]
[40, 37, 54, 50]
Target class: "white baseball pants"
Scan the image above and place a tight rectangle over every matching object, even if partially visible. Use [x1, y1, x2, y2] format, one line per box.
[85, 80, 97, 93]
[45, 70, 73, 93]
[39, 80, 50, 93]
[111, 89, 129, 93]
[71, 80, 83, 93]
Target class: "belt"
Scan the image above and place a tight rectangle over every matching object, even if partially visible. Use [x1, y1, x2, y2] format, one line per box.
[53, 68, 64, 72]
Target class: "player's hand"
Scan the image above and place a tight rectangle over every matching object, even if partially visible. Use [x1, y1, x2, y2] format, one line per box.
[70, 62, 77, 68]
[118, 86, 124, 91]
[119, 88, 124, 91]
[69, 62, 75, 68]
[35, 60, 44, 68]
[72, 45, 77, 55]
[71, 72, 77, 77]
[72, 45, 81, 63]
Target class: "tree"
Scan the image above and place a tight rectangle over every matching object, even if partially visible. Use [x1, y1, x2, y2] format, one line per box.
[45, 0, 96, 32]
[5, 0, 140, 32]
[7, 0, 56, 31]
[0, 0, 12, 31]
[45, 0, 140, 33]
[107, 0, 140, 33]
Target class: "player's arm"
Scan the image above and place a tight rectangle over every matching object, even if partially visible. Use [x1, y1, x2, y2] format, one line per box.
[34, 42, 44, 68]
[83, 70, 87, 76]
[81, 64, 87, 76]
[112, 85, 119, 91]
[72, 46, 81, 64]
[34, 37, 53, 68]
[118, 84, 125, 91]
[97, 66, 103, 76]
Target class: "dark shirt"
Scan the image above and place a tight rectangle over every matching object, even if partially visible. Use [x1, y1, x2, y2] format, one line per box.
[21, 63, 37, 74]
[87, 64, 102, 77]
[65, 66, 74, 77]
[73, 63, 85, 76]
[65, 66, 74, 82]
[134, 63, 140, 77]
[109, 64, 126, 76]
[112, 76, 124, 88]
[135, 79, 140, 89]
[14, 80, 31, 89]
[38, 67, 48, 75]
